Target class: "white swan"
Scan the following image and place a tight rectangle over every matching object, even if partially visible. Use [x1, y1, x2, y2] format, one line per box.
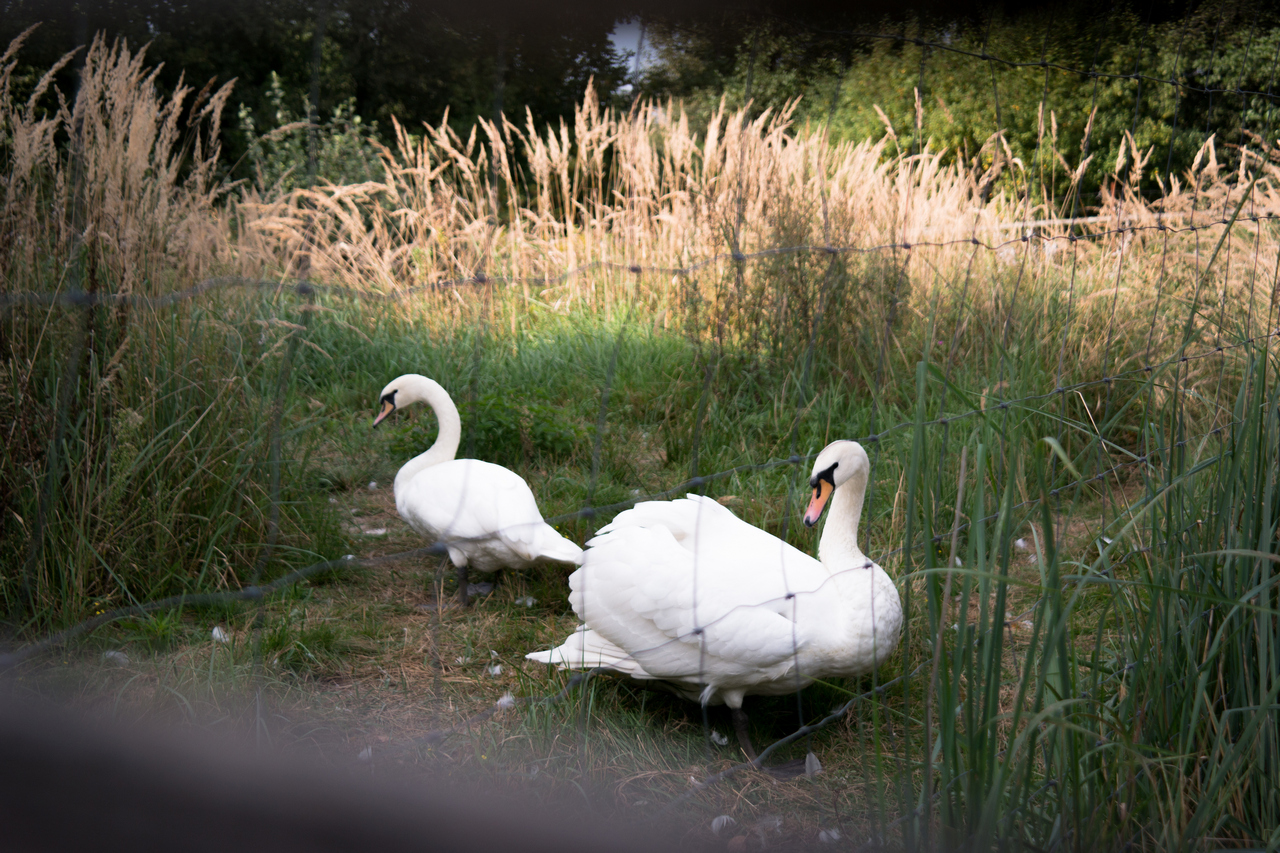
[372, 374, 583, 605]
[526, 440, 902, 758]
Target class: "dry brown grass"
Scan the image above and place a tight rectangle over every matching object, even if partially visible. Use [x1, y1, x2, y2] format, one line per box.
[6, 31, 1276, 376]
[0, 30, 235, 295]
[224, 90, 1280, 374]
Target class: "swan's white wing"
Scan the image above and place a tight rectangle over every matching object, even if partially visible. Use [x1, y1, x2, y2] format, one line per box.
[398, 459, 499, 539]
[596, 494, 829, 591]
[398, 459, 580, 566]
[570, 520, 815, 680]
[492, 471, 582, 564]
[597, 493, 746, 548]
[526, 625, 646, 673]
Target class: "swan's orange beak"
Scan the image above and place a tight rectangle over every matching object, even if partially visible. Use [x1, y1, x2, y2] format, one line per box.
[372, 398, 395, 427]
[803, 479, 833, 527]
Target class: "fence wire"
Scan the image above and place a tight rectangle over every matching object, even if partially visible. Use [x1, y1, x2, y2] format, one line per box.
[6, 211, 1280, 312]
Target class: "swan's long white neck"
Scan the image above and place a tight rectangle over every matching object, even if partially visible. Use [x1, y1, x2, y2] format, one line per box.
[817, 467, 868, 571]
[393, 377, 462, 496]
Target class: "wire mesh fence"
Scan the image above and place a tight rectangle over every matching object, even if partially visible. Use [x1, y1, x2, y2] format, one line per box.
[2, 12, 1279, 851]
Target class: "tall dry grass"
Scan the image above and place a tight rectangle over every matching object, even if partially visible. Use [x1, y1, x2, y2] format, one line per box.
[1, 32, 332, 626]
[4, 26, 1277, 620]
[0, 29, 236, 295]
[5, 30, 1276, 367]
[232, 84, 1280, 382]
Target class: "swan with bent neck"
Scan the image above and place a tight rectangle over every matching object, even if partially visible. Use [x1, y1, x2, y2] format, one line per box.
[373, 374, 582, 605]
[527, 440, 902, 760]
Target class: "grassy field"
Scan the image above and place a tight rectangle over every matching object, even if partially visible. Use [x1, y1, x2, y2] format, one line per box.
[2, 33, 1279, 851]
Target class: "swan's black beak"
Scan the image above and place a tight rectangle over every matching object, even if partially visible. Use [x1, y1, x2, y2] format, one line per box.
[372, 395, 395, 428]
[803, 464, 836, 527]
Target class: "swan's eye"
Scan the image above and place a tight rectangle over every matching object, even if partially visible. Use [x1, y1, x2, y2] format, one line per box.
[809, 462, 838, 489]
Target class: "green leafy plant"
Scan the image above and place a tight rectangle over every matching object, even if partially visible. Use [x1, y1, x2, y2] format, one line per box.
[237, 71, 382, 192]
[391, 392, 586, 469]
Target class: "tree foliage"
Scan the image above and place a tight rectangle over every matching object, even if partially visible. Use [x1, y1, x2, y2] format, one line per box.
[634, 0, 1280, 207]
[0, 0, 632, 180]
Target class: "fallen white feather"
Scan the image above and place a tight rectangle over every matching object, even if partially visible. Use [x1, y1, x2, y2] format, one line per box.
[102, 650, 129, 666]
[709, 731, 728, 746]
[497, 692, 516, 709]
[756, 815, 783, 833]
[487, 664, 502, 676]
[711, 816, 736, 835]
[362, 528, 387, 536]
[357, 746, 372, 762]
[211, 626, 230, 644]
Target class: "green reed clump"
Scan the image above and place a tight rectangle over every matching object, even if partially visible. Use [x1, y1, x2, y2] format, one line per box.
[884, 334, 1278, 851]
[0, 295, 342, 632]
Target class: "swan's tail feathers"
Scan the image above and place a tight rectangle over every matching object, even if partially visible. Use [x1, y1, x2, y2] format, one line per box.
[493, 519, 583, 566]
[525, 627, 649, 677]
[532, 525, 584, 565]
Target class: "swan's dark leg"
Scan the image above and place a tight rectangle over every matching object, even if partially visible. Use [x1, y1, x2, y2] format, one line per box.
[731, 707, 758, 761]
[456, 563, 470, 607]
[732, 705, 811, 778]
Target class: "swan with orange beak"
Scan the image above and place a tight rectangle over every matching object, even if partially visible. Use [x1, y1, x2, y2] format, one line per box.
[527, 439, 902, 764]
[372, 374, 582, 606]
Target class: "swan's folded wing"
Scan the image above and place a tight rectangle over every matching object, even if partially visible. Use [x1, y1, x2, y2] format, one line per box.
[399, 460, 502, 542]
[525, 626, 653, 677]
[492, 473, 583, 564]
[596, 495, 816, 580]
[571, 524, 806, 678]
[596, 494, 745, 547]
[489, 474, 544, 559]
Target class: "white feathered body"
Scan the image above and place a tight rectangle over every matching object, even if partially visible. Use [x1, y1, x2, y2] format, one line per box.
[396, 458, 582, 572]
[374, 374, 581, 575]
[527, 493, 901, 706]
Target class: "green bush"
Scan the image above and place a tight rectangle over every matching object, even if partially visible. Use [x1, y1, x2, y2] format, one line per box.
[237, 72, 383, 193]
[390, 392, 586, 470]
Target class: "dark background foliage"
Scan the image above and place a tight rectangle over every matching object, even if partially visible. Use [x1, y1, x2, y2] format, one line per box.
[2, 0, 1275, 200]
